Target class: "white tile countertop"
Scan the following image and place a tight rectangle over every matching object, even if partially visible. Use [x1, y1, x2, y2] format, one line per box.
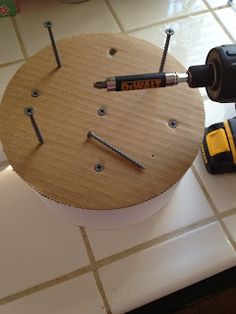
[0, 1, 236, 313]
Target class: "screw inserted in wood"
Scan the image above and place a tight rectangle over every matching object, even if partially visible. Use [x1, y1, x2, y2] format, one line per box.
[159, 28, 174, 72]
[168, 119, 178, 129]
[44, 20, 62, 68]
[24, 106, 44, 144]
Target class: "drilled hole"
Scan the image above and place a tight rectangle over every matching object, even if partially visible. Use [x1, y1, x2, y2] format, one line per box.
[108, 48, 117, 56]
[31, 89, 40, 97]
[94, 163, 104, 172]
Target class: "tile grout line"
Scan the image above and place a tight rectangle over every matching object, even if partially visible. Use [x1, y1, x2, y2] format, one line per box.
[104, 0, 125, 32]
[94, 216, 217, 269]
[124, 8, 212, 34]
[0, 264, 93, 306]
[0, 59, 25, 68]
[191, 164, 236, 252]
[124, 3, 231, 35]
[80, 227, 112, 314]
[202, 2, 230, 11]
[10, 17, 28, 60]
[220, 208, 236, 218]
[202, 0, 235, 42]
[211, 9, 235, 42]
[0, 215, 217, 306]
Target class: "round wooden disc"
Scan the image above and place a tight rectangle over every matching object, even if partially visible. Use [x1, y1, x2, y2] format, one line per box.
[0, 33, 204, 210]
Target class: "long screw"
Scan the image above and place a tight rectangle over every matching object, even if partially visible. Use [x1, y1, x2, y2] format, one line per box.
[159, 28, 174, 72]
[44, 21, 62, 68]
[87, 131, 145, 169]
[24, 106, 44, 144]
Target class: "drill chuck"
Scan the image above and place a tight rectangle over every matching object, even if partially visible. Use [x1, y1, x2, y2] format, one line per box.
[187, 64, 214, 88]
[183, 45, 236, 103]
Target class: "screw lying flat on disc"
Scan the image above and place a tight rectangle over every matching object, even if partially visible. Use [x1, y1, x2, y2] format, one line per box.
[87, 131, 144, 169]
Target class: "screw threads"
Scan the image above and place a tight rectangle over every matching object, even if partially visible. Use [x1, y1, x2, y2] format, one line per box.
[87, 131, 144, 169]
[44, 21, 62, 68]
[30, 115, 45, 144]
[24, 106, 44, 144]
[48, 27, 61, 68]
[159, 28, 174, 72]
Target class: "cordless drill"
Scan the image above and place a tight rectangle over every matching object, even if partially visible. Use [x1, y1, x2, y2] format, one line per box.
[94, 44, 236, 174]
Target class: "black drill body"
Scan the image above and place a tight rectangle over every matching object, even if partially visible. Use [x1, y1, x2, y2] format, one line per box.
[205, 45, 236, 103]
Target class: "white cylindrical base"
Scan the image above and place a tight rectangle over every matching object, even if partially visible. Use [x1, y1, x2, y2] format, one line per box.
[36, 183, 178, 230]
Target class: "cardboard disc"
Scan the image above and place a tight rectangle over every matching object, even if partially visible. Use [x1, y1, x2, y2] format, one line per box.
[0, 33, 204, 210]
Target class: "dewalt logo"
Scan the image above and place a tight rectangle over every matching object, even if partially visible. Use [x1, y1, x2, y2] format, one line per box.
[121, 79, 162, 91]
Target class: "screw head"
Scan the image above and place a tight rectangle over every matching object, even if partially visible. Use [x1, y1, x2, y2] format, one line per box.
[31, 89, 40, 97]
[97, 107, 107, 116]
[87, 131, 93, 139]
[94, 163, 104, 172]
[24, 106, 34, 117]
[108, 48, 117, 56]
[165, 28, 175, 36]
[168, 119, 178, 129]
[44, 21, 52, 28]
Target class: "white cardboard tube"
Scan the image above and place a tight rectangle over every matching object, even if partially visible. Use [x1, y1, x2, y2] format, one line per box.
[36, 183, 178, 230]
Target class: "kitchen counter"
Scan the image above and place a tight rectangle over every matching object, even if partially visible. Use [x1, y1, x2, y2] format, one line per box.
[0, 1, 236, 313]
